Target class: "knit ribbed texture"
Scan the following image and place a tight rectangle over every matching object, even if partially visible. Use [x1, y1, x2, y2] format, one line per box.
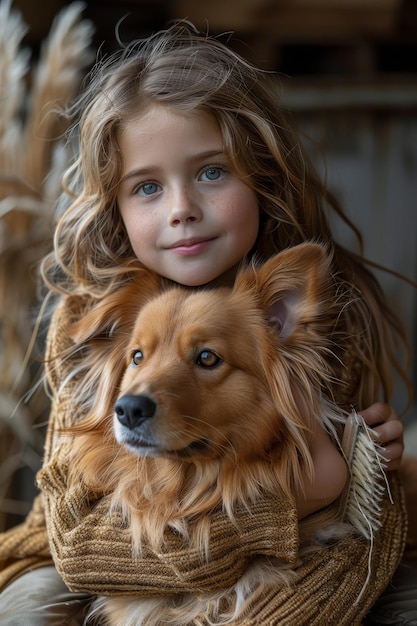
[0, 494, 53, 589]
[0, 296, 407, 626]
[37, 451, 299, 595]
[239, 473, 406, 625]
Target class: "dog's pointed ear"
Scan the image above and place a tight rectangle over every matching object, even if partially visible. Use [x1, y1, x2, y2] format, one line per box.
[235, 242, 333, 340]
[69, 269, 162, 344]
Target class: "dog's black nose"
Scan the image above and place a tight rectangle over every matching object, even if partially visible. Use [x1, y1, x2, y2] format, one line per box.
[114, 394, 157, 429]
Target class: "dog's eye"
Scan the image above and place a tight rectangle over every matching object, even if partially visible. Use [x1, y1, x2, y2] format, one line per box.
[196, 350, 222, 368]
[131, 350, 144, 366]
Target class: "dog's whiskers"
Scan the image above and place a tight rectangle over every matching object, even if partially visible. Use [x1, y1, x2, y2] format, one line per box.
[175, 414, 239, 462]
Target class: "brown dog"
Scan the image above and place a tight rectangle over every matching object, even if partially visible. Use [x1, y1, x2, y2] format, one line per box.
[67, 242, 351, 625]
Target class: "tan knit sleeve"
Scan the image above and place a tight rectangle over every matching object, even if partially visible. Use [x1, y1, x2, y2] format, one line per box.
[0, 494, 53, 591]
[238, 472, 407, 626]
[38, 443, 298, 595]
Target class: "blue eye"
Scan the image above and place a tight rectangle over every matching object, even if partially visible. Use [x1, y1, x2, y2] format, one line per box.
[200, 166, 224, 182]
[131, 349, 144, 366]
[137, 182, 160, 196]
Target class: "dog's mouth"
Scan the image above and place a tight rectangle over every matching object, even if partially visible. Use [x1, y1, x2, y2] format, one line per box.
[177, 437, 210, 457]
[122, 436, 211, 458]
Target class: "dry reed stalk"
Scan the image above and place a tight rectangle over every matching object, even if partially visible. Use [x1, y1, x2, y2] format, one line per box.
[0, 0, 93, 530]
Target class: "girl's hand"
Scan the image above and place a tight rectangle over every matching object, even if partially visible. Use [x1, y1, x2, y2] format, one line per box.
[360, 402, 404, 471]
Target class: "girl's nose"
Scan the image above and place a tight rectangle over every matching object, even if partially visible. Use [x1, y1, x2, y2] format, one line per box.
[168, 189, 202, 226]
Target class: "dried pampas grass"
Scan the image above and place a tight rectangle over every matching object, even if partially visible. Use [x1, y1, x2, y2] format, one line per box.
[0, 0, 93, 530]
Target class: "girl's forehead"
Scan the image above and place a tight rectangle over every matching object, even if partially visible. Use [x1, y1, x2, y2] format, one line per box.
[117, 104, 228, 174]
[123, 103, 217, 131]
[119, 104, 225, 152]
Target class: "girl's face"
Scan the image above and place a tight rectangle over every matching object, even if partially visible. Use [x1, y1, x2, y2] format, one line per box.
[116, 105, 259, 286]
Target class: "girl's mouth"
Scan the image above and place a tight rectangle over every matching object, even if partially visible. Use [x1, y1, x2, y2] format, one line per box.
[169, 237, 216, 256]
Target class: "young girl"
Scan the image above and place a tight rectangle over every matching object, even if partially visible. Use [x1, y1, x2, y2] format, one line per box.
[0, 20, 414, 626]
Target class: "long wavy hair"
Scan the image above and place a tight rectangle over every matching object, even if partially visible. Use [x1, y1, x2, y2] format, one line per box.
[41, 20, 412, 411]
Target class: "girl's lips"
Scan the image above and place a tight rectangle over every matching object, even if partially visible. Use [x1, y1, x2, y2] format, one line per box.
[169, 238, 215, 256]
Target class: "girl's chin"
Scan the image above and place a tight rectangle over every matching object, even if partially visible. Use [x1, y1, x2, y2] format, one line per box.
[167, 266, 240, 289]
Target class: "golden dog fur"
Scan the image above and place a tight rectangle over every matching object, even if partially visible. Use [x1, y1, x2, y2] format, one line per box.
[66, 242, 350, 625]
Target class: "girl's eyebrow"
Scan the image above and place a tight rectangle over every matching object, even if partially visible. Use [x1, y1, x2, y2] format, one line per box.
[120, 150, 226, 183]
[192, 149, 226, 161]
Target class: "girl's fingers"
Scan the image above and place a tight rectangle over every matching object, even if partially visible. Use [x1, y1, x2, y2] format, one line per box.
[378, 441, 404, 471]
[360, 401, 395, 428]
[358, 402, 404, 472]
[372, 418, 404, 446]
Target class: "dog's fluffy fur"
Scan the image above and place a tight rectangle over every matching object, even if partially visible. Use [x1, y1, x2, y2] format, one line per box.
[66, 242, 350, 625]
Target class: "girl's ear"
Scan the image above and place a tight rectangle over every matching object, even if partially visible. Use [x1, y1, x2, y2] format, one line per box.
[236, 242, 334, 340]
[69, 269, 161, 344]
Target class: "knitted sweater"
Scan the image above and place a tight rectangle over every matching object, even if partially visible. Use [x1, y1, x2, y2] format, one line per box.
[0, 297, 407, 625]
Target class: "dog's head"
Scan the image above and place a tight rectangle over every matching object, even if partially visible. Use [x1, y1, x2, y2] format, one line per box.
[91, 242, 338, 464]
